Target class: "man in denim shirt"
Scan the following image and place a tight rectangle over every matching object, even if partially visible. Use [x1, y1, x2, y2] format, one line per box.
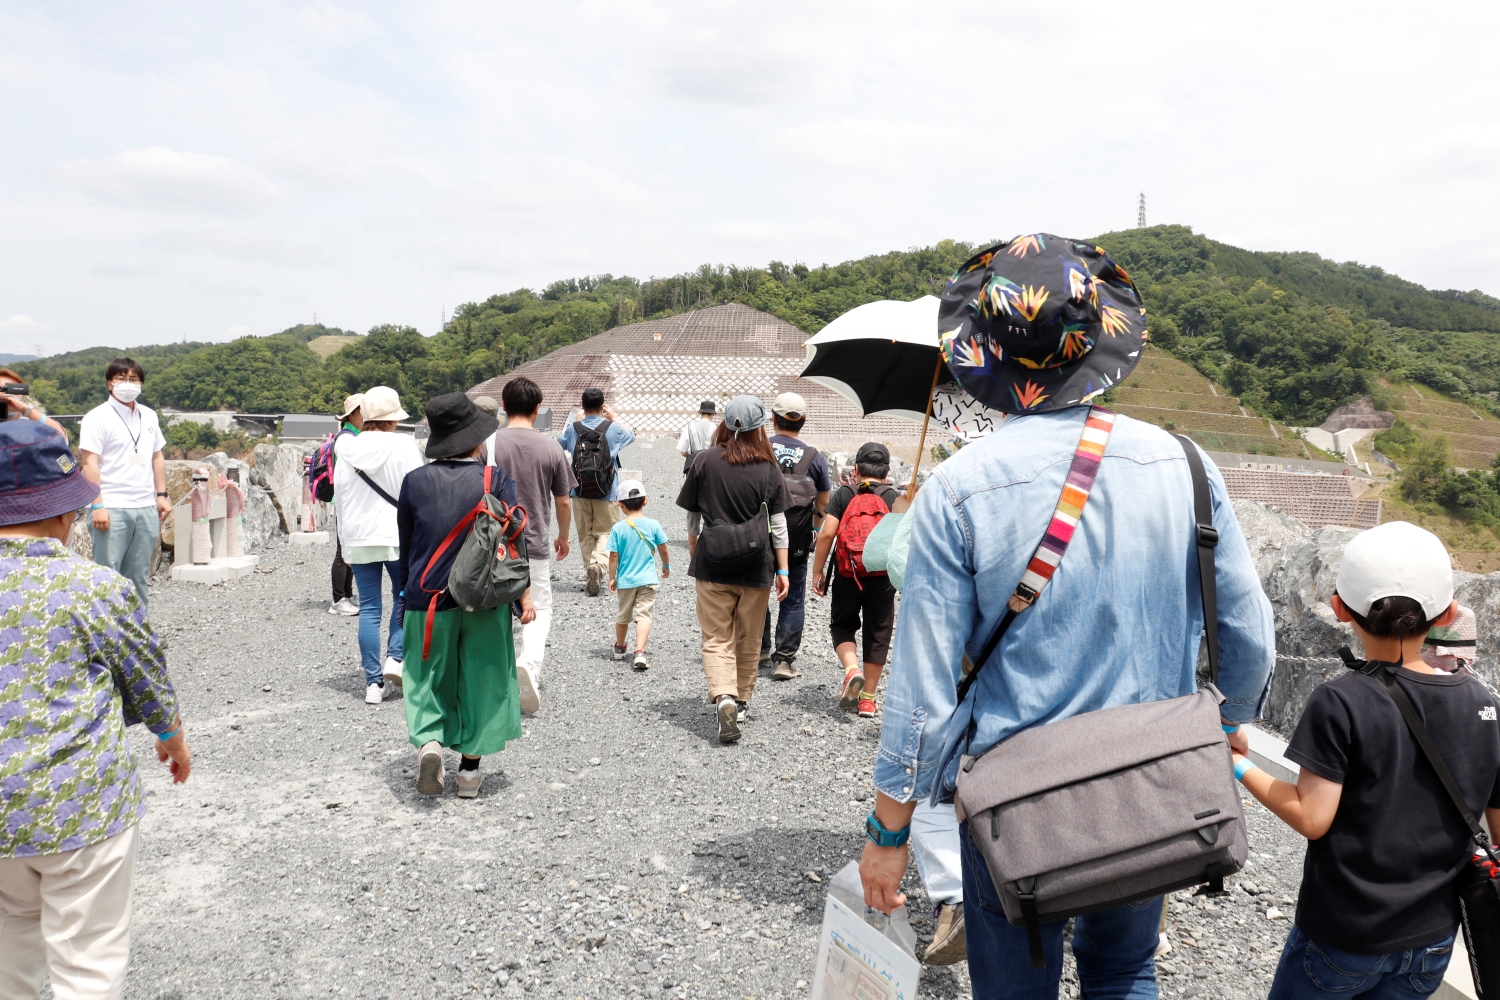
[858, 237, 1274, 999]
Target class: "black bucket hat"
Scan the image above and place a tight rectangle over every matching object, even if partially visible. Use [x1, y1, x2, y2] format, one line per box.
[939, 234, 1147, 414]
[0, 420, 99, 526]
[424, 392, 499, 460]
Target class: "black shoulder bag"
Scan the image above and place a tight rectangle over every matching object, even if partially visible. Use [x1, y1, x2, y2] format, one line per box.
[1339, 647, 1500, 997]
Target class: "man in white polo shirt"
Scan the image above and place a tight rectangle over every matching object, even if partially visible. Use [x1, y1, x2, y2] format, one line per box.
[78, 357, 171, 615]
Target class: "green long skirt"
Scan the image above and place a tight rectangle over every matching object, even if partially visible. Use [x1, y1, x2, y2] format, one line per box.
[402, 606, 522, 756]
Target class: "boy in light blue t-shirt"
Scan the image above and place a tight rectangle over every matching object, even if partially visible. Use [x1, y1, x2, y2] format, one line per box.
[607, 480, 670, 671]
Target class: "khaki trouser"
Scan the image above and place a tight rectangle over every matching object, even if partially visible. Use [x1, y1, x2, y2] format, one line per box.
[696, 580, 772, 703]
[0, 824, 138, 1000]
[574, 497, 621, 572]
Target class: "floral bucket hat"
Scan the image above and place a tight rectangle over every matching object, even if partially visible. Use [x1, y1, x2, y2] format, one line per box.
[938, 234, 1148, 414]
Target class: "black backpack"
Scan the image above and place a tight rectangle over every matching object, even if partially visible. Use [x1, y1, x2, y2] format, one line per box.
[780, 447, 820, 560]
[571, 419, 615, 500]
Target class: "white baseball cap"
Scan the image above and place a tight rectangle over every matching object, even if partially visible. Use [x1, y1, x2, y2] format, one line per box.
[1335, 520, 1453, 620]
[618, 479, 647, 501]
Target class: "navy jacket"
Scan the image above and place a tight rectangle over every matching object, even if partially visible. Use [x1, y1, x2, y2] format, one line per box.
[397, 459, 519, 615]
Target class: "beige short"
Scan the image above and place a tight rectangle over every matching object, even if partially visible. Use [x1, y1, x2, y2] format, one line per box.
[616, 585, 658, 626]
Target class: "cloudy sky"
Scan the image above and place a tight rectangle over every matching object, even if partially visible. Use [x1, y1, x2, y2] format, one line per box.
[1, 1, 1495, 355]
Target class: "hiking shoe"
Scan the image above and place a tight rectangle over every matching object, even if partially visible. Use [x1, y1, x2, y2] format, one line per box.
[456, 767, 482, 799]
[858, 697, 878, 718]
[633, 651, 649, 671]
[382, 657, 404, 689]
[517, 663, 540, 714]
[758, 656, 772, 673]
[716, 695, 741, 744]
[772, 658, 798, 681]
[924, 903, 967, 966]
[736, 702, 748, 723]
[1154, 931, 1172, 958]
[586, 564, 601, 596]
[417, 741, 444, 796]
[365, 682, 383, 705]
[838, 666, 865, 711]
[331, 598, 359, 616]
[613, 644, 628, 661]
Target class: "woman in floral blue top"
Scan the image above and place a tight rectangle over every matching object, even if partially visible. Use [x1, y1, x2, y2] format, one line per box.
[0, 419, 190, 997]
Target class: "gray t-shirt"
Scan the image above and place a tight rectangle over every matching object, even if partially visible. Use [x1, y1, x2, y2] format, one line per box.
[487, 427, 577, 558]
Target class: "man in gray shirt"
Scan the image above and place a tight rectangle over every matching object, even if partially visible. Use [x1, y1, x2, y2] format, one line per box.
[487, 377, 575, 715]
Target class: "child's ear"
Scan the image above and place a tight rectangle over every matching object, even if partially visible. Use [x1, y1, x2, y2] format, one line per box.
[1330, 593, 1354, 622]
[1432, 600, 1460, 628]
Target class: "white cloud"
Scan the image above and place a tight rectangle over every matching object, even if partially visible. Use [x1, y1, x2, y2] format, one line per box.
[0, 315, 37, 330]
[52, 147, 281, 215]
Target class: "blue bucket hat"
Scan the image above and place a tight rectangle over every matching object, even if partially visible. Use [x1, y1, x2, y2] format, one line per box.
[0, 421, 98, 526]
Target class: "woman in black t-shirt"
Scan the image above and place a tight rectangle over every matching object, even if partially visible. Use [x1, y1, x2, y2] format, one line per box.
[676, 395, 790, 745]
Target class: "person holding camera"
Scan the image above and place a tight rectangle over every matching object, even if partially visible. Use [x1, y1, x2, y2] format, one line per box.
[78, 358, 171, 617]
[0, 368, 66, 437]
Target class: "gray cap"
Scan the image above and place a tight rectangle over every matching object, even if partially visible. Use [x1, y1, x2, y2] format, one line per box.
[722, 394, 768, 435]
[472, 395, 500, 415]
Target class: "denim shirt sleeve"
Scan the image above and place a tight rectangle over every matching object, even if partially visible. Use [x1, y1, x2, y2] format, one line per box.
[1200, 448, 1276, 724]
[874, 472, 975, 803]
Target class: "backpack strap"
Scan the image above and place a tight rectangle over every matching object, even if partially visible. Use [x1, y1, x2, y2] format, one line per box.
[1175, 433, 1221, 686]
[356, 468, 399, 507]
[955, 407, 1116, 705]
[416, 466, 509, 660]
[789, 447, 816, 478]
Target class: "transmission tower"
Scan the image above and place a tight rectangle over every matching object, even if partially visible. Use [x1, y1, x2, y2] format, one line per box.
[1137, 193, 1147, 228]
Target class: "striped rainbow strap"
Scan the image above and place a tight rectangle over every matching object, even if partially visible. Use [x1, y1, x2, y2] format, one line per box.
[1007, 406, 1116, 614]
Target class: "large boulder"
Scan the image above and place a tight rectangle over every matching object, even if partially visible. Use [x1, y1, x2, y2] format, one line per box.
[250, 442, 313, 534]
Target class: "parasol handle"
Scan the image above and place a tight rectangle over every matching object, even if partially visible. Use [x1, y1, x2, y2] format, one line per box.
[897, 359, 943, 512]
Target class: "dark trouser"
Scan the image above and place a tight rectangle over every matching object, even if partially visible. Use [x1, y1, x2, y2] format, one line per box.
[332, 538, 354, 602]
[760, 558, 809, 663]
[961, 824, 1162, 999]
[829, 572, 896, 665]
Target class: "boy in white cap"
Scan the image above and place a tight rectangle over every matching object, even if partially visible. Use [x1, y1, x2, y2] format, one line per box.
[1232, 521, 1500, 998]
[607, 480, 669, 670]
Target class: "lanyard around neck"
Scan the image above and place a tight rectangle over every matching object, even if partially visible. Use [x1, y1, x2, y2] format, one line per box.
[111, 399, 142, 451]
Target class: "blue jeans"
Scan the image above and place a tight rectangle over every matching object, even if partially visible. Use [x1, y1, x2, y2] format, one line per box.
[1268, 925, 1453, 998]
[91, 505, 159, 616]
[760, 559, 808, 662]
[961, 824, 1161, 1000]
[351, 561, 404, 687]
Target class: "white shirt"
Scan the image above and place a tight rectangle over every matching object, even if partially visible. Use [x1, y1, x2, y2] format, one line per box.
[78, 397, 165, 507]
[333, 430, 424, 550]
[677, 417, 715, 455]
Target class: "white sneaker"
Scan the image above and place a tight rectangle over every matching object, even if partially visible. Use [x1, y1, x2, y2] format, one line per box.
[417, 741, 444, 796]
[517, 663, 540, 714]
[333, 598, 360, 616]
[365, 682, 383, 705]
[382, 657, 404, 689]
[456, 767, 482, 799]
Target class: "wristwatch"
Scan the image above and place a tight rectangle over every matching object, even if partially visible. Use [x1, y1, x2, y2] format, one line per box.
[156, 491, 169, 497]
[864, 811, 910, 848]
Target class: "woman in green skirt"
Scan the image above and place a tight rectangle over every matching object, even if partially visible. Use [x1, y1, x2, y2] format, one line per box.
[397, 392, 535, 798]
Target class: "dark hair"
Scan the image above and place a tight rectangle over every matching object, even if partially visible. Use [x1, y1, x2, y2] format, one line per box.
[711, 421, 775, 465]
[620, 496, 646, 512]
[106, 357, 144, 383]
[503, 377, 543, 417]
[1345, 594, 1440, 639]
[857, 461, 890, 481]
[364, 420, 397, 433]
[581, 387, 605, 412]
[773, 413, 806, 433]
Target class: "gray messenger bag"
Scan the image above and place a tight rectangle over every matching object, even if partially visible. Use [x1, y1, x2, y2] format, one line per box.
[954, 430, 1247, 968]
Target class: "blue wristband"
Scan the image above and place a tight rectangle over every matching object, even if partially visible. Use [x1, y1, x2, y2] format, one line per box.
[1234, 758, 1255, 781]
[1222, 723, 1241, 734]
[776, 569, 789, 576]
[156, 727, 180, 742]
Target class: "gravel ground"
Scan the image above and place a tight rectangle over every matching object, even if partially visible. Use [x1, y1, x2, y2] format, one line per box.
[110, 437, 1309, 999]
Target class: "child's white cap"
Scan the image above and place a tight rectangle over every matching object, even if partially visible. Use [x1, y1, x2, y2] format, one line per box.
[618, 480, 646, 501]
[1335, 520, 1453, 619]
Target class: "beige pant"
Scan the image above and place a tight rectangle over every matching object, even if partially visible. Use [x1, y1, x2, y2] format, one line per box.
[574, 497, 621, 572]
[616, 584, 658, 626]
[0, 824, 138, 1000]
[696, 580, 771, 703]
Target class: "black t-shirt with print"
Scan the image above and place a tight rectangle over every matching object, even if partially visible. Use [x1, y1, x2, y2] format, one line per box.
[677, 448, 790, 589]
[1286, 665, 1500, 953]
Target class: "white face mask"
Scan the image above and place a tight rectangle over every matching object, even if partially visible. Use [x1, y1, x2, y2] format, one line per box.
[111, 382, 142, 403]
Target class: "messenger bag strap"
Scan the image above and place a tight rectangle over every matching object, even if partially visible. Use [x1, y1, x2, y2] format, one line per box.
[357, 468, 399, 507]
[1357, 650, 1500, 865]
[1174, 434, 1221, 685]
[955, 406, 1116, 705]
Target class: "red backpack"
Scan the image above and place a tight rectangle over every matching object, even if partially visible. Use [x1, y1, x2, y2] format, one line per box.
[834, 486, 893, 578]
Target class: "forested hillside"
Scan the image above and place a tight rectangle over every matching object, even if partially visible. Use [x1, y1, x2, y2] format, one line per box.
[15, 227, 1500, 433]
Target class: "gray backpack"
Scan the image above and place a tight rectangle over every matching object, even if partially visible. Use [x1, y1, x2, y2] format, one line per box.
[414, 466, 530, 661]
[954, 429, 1245, 968]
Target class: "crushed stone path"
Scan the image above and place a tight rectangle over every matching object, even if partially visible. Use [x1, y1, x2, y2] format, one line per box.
[117, 438, 1306, 999]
